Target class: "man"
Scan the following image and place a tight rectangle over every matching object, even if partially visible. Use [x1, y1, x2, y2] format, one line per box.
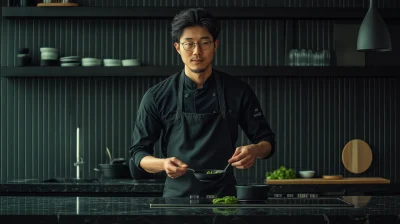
[130, 8, 275, 197]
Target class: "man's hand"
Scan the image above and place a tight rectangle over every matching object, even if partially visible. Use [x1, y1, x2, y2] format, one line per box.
[163, 157, 188, 179]
[228, 144, 259, 169]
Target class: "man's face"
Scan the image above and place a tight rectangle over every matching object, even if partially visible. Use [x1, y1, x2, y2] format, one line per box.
[174, 26, 219, 73]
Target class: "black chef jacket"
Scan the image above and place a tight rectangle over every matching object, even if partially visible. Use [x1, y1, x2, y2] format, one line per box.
[130, 69, 276, 170]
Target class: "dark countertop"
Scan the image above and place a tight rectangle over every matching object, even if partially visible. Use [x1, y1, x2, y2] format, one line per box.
[0, 178, 165, 196]
[1, 178, 399, 197]
[0, 196, 399, 223]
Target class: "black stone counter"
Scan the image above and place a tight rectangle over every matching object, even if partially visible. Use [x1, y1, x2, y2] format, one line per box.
[0, 178, 165, 196]
[1, 178, 399, 197]
[0, 196, 399, 223]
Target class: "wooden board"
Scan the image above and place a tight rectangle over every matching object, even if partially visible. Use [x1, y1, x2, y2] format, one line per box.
[37, 3, 79, 7]
[322, 175, 343, 180]
[342, 139, 373, 174]
[266, 177, 390, 185]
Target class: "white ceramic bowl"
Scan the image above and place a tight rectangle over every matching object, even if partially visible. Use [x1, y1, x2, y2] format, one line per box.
[103, 59, 122, 67]
[122, 59, 140, 66]
[61, 63, 80, 67]
[82, 62, 101, 67]
[299, 170, 315, 178]
[40, 47, 59, 53]
[82, 58, 101, 66]
[82, 58, 100, 62]
[41, 52, 58, 60]
[60, 56, 80, 62]
[103, 59, 121, 63]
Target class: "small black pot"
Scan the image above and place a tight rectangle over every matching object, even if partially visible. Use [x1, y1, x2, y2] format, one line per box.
[235, 184, 270, 201]
[94, 164, 131, 179]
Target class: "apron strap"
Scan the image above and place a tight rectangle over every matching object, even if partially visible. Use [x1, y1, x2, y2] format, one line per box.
[175, 70, 185, 121]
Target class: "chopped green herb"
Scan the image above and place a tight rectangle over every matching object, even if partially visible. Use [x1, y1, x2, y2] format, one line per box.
[212, 196, 238, 204]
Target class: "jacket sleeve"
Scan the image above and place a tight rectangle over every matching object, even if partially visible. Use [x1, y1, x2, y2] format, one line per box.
[129, 90, 163, 171]
[238, 83, 276, 159]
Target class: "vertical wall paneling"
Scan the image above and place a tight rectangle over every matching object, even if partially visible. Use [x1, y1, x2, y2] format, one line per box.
[0, 0, 399, 183]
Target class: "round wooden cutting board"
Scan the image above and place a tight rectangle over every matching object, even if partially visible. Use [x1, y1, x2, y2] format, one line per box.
[342, 139, 373, 174]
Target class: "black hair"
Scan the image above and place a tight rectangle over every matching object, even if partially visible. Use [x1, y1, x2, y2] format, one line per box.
[171, 8, 221, 43]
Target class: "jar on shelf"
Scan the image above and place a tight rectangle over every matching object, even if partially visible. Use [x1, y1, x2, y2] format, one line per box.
[17, 48, 32, 67]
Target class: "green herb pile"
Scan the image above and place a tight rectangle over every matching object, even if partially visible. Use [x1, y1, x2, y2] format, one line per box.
[266, 166, 296, 179]
[212, 196, 238, 204]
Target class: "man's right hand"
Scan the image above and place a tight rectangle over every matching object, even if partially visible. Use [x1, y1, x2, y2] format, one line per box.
[163, 157, 188, 179]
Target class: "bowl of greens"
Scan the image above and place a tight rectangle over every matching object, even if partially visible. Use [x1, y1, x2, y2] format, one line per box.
[188, 169, 225, 182]
[187, 163, 231, 182]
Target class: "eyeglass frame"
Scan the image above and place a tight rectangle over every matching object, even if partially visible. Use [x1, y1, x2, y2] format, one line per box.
[180, 40, 215, 51]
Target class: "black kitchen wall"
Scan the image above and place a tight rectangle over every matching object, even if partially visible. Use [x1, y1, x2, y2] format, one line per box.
[1, 0, 399, 183]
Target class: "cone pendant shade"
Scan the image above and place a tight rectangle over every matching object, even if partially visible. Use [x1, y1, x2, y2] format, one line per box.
[357, 0, 392, 52]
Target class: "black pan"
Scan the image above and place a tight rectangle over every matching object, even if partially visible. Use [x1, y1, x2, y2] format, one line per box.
[187, 163, 230, 182]
[188, 169, 225, 181]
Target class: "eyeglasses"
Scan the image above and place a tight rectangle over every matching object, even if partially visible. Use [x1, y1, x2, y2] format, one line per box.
[180, 41, 214, 51]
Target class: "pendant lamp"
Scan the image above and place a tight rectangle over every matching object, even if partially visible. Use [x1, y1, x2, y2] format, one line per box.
[357, 0, 392, 52]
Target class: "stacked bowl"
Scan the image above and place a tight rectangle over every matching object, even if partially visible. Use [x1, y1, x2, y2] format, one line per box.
[103, 59, 122, 67]
[60, 56, 81, 67]
[122, 59, 140, 66]
[82, 58, 102, 67]
[40, 47, 59, 66]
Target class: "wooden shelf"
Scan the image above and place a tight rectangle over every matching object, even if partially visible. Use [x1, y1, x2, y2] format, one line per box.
[1, 66, 399, 77]
[266, 177, 391, 185]
[2, 7, 400, 20]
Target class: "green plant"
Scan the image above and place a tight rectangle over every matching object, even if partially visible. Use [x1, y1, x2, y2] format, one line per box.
[266, 166, 296, 179]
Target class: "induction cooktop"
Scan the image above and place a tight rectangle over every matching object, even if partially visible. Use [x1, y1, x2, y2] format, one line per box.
[150, 197, 354, 208]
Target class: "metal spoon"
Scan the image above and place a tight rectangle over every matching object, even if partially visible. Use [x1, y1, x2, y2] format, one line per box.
[222, 163, 231, 172]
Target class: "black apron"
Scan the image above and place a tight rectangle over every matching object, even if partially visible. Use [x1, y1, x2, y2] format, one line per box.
[162, 69, 236, 197]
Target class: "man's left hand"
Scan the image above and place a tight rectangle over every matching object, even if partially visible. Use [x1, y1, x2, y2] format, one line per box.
[228, 144, 259, 169]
